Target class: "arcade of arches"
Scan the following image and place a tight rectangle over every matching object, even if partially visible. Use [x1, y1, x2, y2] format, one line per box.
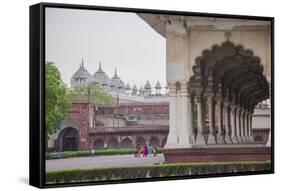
[55, 124, 167, 151]
[137, 15, 272, 151]
[92, 135, 167, 150]
[50, 102, 169, 152]
[165, 42, 269, 148]
[191, 41, 268, 145]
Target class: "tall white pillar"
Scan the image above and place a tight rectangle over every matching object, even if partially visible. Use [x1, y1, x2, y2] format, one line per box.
[165, 83, 178, 148]
[249, 113, 254, 142]
[195, 95, 206, 145]
[224, 102, 232, 144]
[240, 109, 246, 143]
[230, 105, 238, 143]
[189, 95, 196, 143]
[244, 111, 250, 142]
[164, 17, 191, 149]
[236, 107, 243, 143]
[178, 82, 192, 147]
[217, 99, 225, 144]
[207, 96, 216, 144]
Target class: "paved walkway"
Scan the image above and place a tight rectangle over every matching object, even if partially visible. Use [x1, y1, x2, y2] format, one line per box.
[46, 154, 165, 172]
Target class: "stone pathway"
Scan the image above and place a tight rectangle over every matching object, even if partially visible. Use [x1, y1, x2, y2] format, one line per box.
[46, 154, 165, 172]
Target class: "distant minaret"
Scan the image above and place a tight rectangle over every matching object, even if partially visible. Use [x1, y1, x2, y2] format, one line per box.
[98, 61, 103, 72]
[125, 83, 131, 95]
[132, 85, 138, 95]
[155, 81, 162, 95]
[144, 80, 152, 96]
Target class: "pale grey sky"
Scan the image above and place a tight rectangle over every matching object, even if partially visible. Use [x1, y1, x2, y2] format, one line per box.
[46, 8, 166, 91]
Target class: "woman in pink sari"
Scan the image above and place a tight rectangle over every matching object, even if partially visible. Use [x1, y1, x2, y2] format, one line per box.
[143, 144, 148, 157]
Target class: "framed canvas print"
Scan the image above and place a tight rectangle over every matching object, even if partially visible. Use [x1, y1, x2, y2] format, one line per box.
[29, 2, 274, 188]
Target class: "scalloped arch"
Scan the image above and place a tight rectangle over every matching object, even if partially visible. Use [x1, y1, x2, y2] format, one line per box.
[190, 41, 269, 111]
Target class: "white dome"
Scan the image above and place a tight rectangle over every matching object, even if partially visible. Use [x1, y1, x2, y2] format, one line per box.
[125, 83, 131, 90]
[132, 85, 138, 91]
[110, 68, 125, 90]
[155, 81, 161, 89]
[144, 80, 151, 89]
[90, 62, 111, 86]
[71, 62, 91, 79]
[70, 60, 91, 88]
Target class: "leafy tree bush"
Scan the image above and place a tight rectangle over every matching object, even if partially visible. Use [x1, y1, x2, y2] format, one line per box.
[71, 82, 113, 104]
[46, 62, 72, 137]
[46, 161, 271, 184]
[45, 62, 113, 138]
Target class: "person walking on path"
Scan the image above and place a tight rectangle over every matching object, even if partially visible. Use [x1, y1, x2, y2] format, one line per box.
[136, 144, 141, 157]
[148, 144, 153, 157]
[91, 146, 96, 157]
[153, 146, 157, 157]
[143, 144, 148, 157]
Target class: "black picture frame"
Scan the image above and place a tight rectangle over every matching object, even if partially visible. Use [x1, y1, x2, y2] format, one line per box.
[30, 2, 274, 189]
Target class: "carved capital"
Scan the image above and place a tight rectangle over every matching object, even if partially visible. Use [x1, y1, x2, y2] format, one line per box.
[167, 82, 177, 97]
[166, 19, 186, 35]
[179, 81, 188, 96]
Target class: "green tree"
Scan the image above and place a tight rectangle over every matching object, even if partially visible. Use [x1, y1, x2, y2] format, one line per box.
[72, 82, 113, 104]
[46, 62, 72, 138]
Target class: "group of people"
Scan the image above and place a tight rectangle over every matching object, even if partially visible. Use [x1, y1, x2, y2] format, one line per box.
[90, 144, 158, 158]
[135, 144, 157, 157]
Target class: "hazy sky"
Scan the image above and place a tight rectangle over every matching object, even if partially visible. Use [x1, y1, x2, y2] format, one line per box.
[46, 8, 166, 91]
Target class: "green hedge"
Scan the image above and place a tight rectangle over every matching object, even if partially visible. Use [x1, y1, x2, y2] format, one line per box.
[46, 148, 163, 160]
[46, 161, 271, 184]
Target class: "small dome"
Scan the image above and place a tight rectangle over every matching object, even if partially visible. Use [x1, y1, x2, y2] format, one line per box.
[125, 83, 131, 90]
[139, 86, 144, 93]
[132, 85, 138, 95]
[111, 68, 125, 89]
[90, 62, 111, 86]
[70, 60, 91, 88]
[155, 81, 161, 89]
[71, 60, 91, 79]
[144, 80, 151, 89]
[132, 85, 137, 91]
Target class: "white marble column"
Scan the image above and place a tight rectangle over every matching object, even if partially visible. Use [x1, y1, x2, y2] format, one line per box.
[216, 99, 225, 144]
[240, 109, 246, 143]
[164, 17, 192, 149]
[207, 96, 216, 144]
[230, 105, 238, 143]
[178, 82, 192, 147]
[189, 95, 196, 143]
[224, 102, 232, 144]
[195, 95, 206, 145]
[244, 111, 250, 142]
[249, 113, 254, 142]
[165, 83, 178, 148]
[236, 107, 243, 143]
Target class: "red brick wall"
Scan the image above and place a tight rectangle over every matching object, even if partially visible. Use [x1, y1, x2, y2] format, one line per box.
[68, 102, 92, 150]
[96, 103, 169, 115]
[164, 147, 271, 163]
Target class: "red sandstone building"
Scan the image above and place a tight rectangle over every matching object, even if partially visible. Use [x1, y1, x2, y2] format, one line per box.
[47, 101, 270, 152]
